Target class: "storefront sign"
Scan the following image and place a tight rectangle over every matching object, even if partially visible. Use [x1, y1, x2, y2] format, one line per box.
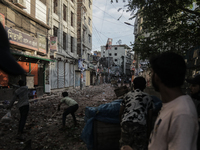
[5, 26, 38, 51]
[38, 33, 46, 54]
[89, 63, 95, 70]
[50, 36, 57, 51]
[0, 13, 5, 27]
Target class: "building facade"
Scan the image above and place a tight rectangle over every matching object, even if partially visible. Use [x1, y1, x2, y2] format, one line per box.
[0, 0, 52, 100]
[77, 0, 93, 87]
[48, 0, 78, 90]
[101, 44, 133, 76]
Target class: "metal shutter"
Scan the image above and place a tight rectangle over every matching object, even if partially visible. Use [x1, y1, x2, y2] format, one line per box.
[70, 64, 74, 86]
[58, 61, 64, 88]
[50, 62, 58, 89]
[65, 62, 69, 87]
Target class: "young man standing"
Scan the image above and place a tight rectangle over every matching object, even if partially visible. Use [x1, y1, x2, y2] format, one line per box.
[58, 92, 79, 130]
[148, 52, 198, 150]
[7, 80, 29, 140]
[119, 76, 153, 150]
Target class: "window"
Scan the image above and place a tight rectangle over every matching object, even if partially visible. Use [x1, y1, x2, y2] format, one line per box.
[53, 26, 58, 36]
[115, 53, 117, 56]
[71, 12, 74, 27]
[109, 53, 112, 56]
[71, 0, 73, 2]
[53, 0, 58, 14]
[115, 59, 117, 62]
[103, 51, 105, 53]
[63, 32, 66, 50]
[88, 34, 91, 43]
[103, 55, 105, 57]
[88, 17, 91, 25]
[88, 54, 90, 61]
[83, 29, 86, 43]
[115, 47, 117, 50]
[63, 4, 67, 21]
[71, 36, 74, 53]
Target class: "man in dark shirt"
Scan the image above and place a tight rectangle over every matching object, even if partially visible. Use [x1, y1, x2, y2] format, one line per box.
[7, 80, 29, 140]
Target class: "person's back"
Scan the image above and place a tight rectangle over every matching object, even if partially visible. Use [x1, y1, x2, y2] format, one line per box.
[119, 76, 152, 150]
[15, 85, 29, 108]
[121, 89, 152, 125]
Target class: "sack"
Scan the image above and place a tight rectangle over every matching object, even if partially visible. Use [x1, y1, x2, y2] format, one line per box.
[1, 110, 12, 123]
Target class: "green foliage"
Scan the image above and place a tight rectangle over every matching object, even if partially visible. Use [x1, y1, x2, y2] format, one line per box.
[112, 0, 200, 59]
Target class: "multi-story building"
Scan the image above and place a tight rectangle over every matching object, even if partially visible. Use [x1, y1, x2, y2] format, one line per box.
[0, 0, 53, 100]
[77, 0, 93, 87]
[48, 0, 78, 90]
[101, 44, 133, 77]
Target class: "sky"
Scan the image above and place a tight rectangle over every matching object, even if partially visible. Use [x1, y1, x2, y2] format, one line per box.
[92, 0, 135, 53]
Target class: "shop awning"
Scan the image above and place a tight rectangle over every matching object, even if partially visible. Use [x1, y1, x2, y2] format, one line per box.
[12, 52, 56, 63]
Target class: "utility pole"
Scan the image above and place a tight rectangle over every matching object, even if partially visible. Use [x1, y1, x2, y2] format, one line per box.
[80, 5, 83, 90]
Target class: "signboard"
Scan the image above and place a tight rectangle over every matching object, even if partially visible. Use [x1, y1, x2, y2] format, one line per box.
[5, 27, 47, 54]
[5, 26, 38, 51]
[0, 13, 5, 27]
[50, 36, 58, 51]
[38, 33, 46, 54]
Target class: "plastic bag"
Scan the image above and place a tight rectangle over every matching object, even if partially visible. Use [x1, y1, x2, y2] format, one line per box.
[1, 110, 12, 123]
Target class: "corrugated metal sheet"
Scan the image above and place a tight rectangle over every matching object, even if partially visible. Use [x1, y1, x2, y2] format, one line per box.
[70, 64, 74, 86]
[51, 62, 58, 89]
[65, 63, 69, 87]
[75, 71, 80, 87]
[85, 70, 90, 86]
[58, 61, 64, 88]
[83, 71, 86, 87]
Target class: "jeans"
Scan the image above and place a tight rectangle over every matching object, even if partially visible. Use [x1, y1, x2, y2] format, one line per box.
[62, 104, 79, 126]
[18, 105, 29, 134]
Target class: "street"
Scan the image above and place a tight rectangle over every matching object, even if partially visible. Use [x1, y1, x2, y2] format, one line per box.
[0, 84, 119, 150]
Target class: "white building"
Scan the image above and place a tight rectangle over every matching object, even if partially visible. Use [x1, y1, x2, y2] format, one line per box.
[101, 44, 133, 76]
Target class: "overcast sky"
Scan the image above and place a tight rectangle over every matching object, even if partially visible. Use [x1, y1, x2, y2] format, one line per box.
[92, 0, 135, 53]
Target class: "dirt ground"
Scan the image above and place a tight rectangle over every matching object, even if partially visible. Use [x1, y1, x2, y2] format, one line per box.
[0, 83, 122, 150]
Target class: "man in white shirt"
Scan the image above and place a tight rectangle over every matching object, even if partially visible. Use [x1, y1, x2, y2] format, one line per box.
[121, 52, 198, 150]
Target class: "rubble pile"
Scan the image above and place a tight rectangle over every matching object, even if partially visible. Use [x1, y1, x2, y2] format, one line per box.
[0, 84, 117, 150]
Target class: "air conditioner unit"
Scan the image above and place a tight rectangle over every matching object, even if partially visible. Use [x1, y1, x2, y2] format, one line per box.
[13, 0, 26, 9]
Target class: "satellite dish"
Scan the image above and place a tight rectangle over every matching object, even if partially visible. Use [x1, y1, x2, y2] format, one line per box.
[116, 39, 122, 45]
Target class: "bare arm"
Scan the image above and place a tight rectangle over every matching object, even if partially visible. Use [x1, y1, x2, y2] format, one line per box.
[57, 102, 64, 111]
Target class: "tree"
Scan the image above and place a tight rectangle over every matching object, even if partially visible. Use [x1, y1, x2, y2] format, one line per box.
[112, 0, 200, 59]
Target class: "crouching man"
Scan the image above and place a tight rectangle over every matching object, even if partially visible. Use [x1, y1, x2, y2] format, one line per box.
[58, 92, 79, 130]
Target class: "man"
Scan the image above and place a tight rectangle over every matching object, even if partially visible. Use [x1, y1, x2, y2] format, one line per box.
[121, 52, 199, 150]
[148, 52, 198, 150]
[119, 76, 153, 150]
[7, 80, 29, 140]
[57, 92, 79, 130]
[186, 74, 200, 149]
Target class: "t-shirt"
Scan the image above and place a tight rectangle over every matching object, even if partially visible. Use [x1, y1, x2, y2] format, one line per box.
[148, 95, 198, 150]
[10, 86, 29, 108]
[60, 96, 78, 106]
[121, 89, 153, 125]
